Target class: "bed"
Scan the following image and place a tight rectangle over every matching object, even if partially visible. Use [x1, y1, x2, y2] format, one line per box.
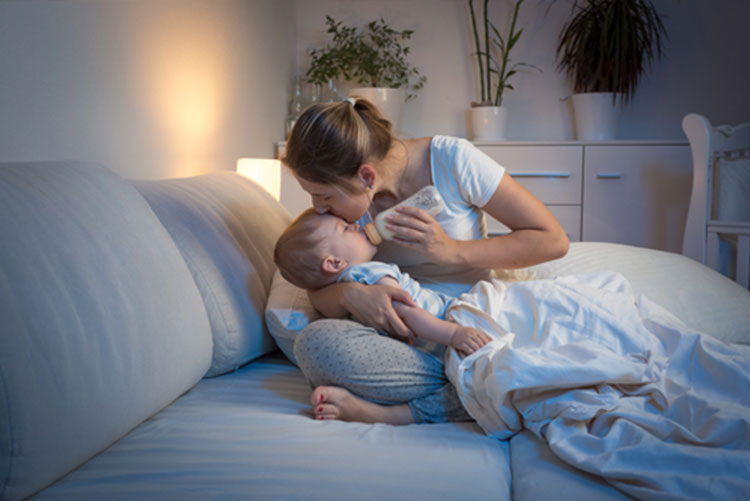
[264, 240, 750, 500]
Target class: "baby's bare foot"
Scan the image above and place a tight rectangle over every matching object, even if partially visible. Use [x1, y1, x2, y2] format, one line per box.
[310, 386, 414, 425]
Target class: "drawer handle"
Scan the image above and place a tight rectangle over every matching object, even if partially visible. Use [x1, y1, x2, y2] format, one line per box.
[509, 172, 571, 178]
[597, 173, 622, 179]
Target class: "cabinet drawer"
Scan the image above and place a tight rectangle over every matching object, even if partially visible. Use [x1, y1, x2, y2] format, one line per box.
[479, 145, 583, 204]
[486, 205, 581, 242]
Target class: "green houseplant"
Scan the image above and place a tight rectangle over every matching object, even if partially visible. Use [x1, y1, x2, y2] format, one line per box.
[555, 0, 667, 139]
[467, 0, 539, 141]
[306, 16, 426, 130]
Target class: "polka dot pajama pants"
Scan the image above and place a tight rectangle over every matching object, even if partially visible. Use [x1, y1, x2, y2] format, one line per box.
[293, 318, 472, 423]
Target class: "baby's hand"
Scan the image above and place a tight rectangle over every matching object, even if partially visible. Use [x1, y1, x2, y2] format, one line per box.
[450, 326, 491, 356]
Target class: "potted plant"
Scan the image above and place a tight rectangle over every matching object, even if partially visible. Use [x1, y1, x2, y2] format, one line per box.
[556, 0, 667, 140]
[306, 16, 426, 131]
[468, 0, 539, 141]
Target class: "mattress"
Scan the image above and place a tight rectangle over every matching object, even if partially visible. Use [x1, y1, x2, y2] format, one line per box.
[35, 353, 512, 500]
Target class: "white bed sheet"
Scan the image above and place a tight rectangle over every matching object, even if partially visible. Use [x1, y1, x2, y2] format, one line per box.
[446, 272, 750, 500]
[35, 354, 512, 500]
[510, 430, 632, 500]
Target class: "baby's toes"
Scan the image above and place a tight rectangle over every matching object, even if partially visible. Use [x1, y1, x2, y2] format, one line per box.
[310, 387, 326, 406]
[315, 403, 336, 419]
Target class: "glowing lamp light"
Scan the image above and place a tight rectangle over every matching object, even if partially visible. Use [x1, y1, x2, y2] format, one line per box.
[236, 158, 281, 200]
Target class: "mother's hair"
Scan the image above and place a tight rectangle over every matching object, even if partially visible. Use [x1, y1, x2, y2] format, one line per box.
[283, 98, 394, 190]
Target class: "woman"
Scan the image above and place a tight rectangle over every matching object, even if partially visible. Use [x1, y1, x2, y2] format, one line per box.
[283, 97, 569, 425]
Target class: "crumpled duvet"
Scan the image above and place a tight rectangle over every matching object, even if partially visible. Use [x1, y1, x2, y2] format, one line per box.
[444, 272, 750, 500]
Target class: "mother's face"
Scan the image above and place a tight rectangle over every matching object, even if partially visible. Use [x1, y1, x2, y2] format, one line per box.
[296, 177, 370, 223]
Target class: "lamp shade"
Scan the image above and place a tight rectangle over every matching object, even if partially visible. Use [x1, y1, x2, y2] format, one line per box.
[236, 158, 281, 200]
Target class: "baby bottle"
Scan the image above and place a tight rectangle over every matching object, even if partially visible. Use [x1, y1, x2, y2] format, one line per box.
[364, 185, 445, 245]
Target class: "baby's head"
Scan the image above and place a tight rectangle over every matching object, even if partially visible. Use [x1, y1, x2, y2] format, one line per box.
[274, 209, 377, 290]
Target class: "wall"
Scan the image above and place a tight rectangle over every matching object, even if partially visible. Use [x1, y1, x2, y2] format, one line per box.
[0, 0, 295, 179]
[2, 0, 747, 180]
[295, 0, 750, 140]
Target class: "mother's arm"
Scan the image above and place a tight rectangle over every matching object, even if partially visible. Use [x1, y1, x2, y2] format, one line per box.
[465, 172, 569, 268]
[307, 281, 417, 340]
[390, 174, 569, 269]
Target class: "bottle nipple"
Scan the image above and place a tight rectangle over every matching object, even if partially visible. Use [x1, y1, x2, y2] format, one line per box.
[364, 223, 383, 245]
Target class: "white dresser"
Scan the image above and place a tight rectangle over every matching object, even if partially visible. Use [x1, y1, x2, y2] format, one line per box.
[476, 141, 691, 252]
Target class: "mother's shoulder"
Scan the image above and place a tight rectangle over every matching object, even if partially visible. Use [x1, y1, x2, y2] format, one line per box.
[428, 135, 476, 149]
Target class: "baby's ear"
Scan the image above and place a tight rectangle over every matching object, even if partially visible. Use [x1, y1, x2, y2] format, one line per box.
[321, 255, 347, 274]
[357, 164, 377, 190]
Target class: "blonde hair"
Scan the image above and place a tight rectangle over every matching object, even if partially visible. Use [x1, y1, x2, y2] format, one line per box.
[283, 98, 393, 191]
[274, 209, 336, 290]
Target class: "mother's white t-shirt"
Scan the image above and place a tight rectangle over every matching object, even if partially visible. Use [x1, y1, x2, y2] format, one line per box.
[371, 135, 505, 297]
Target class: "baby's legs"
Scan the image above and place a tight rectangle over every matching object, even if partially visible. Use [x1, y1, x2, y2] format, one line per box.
[293, 318, 471, 424]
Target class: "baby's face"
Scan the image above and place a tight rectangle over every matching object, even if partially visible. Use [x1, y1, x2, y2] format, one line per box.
[313, 213, 377, 266]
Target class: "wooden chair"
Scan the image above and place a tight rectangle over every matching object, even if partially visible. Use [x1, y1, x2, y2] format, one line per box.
[682, 113, 750, 289]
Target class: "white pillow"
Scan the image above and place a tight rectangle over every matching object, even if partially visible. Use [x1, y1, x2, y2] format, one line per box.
[265, 270, 322, 366]
[135, 173, 292, 377]
[523, 242, 750, 345]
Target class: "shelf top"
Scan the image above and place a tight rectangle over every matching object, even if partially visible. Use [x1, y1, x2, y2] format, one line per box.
[278, 139, 689, 149]
[471, 140, 689, 146]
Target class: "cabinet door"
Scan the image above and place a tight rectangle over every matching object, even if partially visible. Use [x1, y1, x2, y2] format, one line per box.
[582, 145, 691, 252]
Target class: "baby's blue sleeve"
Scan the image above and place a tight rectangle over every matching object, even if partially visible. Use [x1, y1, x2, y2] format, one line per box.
[338, 261, 401, 286]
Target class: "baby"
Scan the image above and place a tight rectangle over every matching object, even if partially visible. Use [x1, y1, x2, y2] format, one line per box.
[274, 209, 491, 356]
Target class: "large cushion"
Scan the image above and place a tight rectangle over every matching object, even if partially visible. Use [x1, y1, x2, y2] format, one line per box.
[134, 173, 292, 376]
[0, 162, 212, 500]
[524, 241, 750, 345]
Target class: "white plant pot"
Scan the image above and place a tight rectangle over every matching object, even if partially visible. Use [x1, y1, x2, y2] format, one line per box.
[348, 87, 407, 133]
[469, 106, 508, 141]
[571, 92, 621, 141]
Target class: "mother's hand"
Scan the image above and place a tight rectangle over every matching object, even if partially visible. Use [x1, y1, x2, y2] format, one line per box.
[342, 282, 417, 344]
[385, 206, 460, 265]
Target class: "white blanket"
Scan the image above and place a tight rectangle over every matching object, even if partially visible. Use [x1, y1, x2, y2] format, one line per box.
[445, 272, 750, 500]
